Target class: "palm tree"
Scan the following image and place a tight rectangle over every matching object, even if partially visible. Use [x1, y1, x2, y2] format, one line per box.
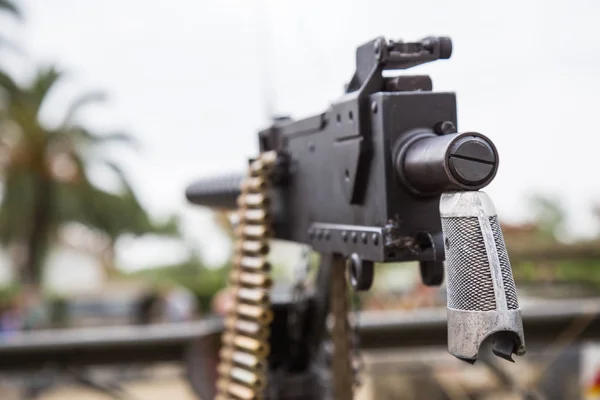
[0, 65, 179, 285]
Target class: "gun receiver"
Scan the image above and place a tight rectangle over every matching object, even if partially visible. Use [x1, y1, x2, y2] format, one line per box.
[186, 35, 525, 369]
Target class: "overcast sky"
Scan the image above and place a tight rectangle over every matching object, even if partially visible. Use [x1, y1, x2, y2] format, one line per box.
[1, 0, 599, 271]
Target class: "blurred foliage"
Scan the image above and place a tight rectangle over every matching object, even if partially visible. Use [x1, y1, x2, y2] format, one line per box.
[0, 283, 67, 328]
[527, 194, 566, 241]
[0, 65, 181, 285]
[47, 295, 68, 328]
[127, 252, 230, 313]
[504, 194, 600, 297]
[0, 282, 19, 306]
[0, 283, 69, 305]
[0, 1, 21, 62]
[0, 0, 20, 18]
[0, 0, 23, 25]
[512, 261, 538, 281]
[555, 260, 600, 283]
[125, 242, 300, 314]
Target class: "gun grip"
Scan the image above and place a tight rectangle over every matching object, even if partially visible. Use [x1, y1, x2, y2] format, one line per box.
[440, 191, 526, 363]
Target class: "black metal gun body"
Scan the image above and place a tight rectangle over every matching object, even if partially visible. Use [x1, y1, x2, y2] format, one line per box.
[186, 36, 487, 276]
[263, 90, 456, 264]
[186, 37, 524, 390]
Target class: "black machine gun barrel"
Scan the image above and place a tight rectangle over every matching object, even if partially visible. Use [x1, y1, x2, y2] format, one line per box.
[185, 131, 499, 209]
[186, 173, 243, 210]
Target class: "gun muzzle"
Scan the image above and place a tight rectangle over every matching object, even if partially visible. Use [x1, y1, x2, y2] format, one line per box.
[185, 173, 244, 209]
[440, 191, 526, 363]
[396, 131, 499, 195]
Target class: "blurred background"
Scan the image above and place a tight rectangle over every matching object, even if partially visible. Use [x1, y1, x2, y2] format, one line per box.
[0, 0, 599, 399]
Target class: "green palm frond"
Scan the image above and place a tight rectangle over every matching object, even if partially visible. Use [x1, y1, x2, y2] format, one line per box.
[85, 131, 139, 149]
[0, 0, 23, 65]
[29, 65, 63, 118]
[53, 180, 123, 238]
[0, 0, 21, 19]
[150, 214, 181, 237]
[49, 126, 140, 150]
[0, 169, 35, 244]
[92, 190, 153, 237]
[47, 153, 141, 238]
[53, 175, 175, 240]
[100, 159, 133, 190]
[61, 91, 107, 127]
[0, 68, 19, 100]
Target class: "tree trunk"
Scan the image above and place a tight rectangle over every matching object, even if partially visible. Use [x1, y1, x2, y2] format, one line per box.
[21, 176, 52, 286]
[101, 240, 116, 280]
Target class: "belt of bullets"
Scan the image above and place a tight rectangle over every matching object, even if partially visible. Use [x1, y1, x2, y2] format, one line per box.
[214, 150, 354, 400]
[215, 151, 277, 400]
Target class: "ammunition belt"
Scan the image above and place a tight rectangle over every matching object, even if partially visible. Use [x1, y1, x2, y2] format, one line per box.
[215, 151, 277, 400]
[214, 150, 354, 399]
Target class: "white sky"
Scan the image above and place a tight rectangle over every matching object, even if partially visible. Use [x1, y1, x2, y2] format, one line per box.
[1, 0, 600, 272]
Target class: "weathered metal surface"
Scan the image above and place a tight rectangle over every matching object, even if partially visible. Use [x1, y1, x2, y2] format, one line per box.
[440, 191, 525, 362]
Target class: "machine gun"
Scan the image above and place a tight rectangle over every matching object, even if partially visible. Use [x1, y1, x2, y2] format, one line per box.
[186, 35, 526, 400]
